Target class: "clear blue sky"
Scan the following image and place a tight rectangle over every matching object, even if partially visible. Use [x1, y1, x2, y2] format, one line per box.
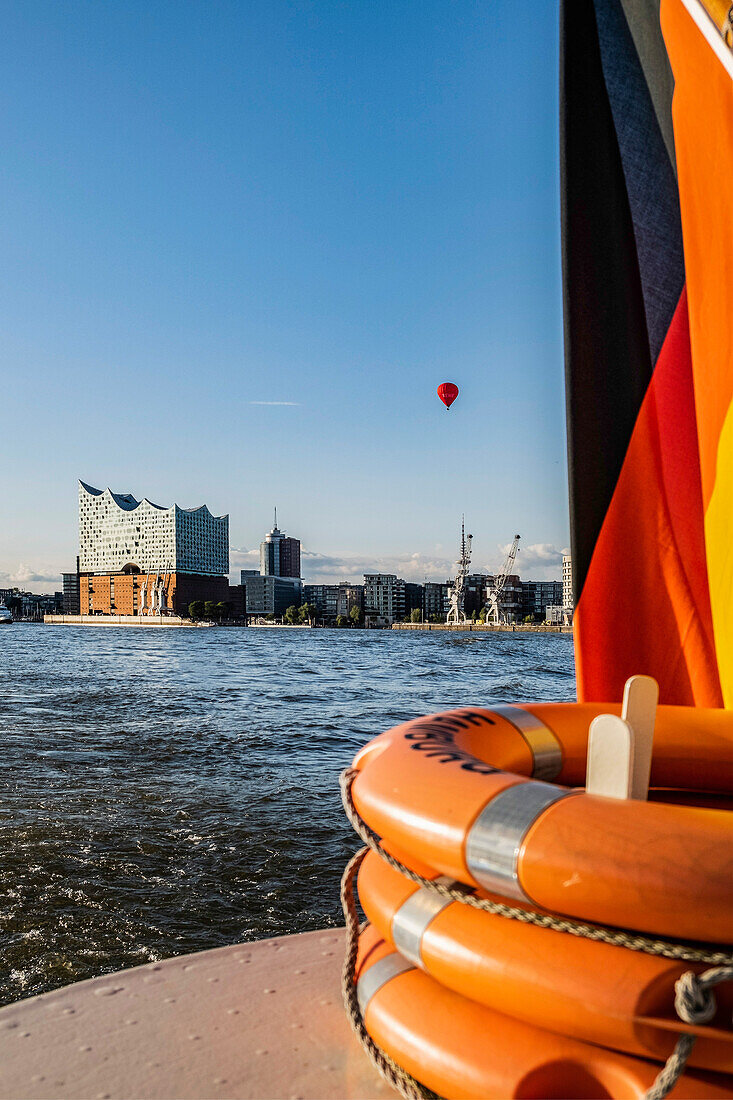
[1, 0, 567, 590]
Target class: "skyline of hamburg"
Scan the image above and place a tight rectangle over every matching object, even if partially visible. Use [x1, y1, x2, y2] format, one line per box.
[13, 479, 568, 596]
[2, 3, 567, 594]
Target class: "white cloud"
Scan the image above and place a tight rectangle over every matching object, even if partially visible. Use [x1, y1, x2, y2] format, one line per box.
[0, 563, 62, 593]
[248, 401, 300, 406]
[229, 542, 566, 585]
[230, 547, 260, 573]
[228, 547, 455, 584]
[480, 542, 567, 580]
[301, 550, 456, 583]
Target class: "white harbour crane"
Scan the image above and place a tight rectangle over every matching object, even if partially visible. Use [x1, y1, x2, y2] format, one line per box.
[485, 534, 521, 625]
[446, 518, 473, 624]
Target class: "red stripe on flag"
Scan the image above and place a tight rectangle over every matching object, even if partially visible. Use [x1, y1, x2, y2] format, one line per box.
[575, 288, 722, 706]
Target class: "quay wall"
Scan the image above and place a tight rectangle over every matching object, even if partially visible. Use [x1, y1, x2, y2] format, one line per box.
[44, 614, 211, 628]
[391, 622, 572, 634]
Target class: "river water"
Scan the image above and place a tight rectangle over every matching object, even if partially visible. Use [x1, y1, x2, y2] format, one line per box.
[0, 623, 574, 1006]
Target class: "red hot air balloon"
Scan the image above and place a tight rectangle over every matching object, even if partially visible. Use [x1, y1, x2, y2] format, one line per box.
[437, 382, 459, 410]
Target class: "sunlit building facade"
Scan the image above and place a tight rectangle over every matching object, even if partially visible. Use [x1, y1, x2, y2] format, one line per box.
[77, 481, 229, 616]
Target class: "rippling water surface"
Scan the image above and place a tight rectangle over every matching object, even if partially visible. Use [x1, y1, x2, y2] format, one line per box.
[0, 624, 574, 1005]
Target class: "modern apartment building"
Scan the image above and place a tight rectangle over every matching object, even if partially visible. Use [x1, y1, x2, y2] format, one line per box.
[563, 554, 573, 611]
[363, 574, 406, 625]
[404, 583, 423, 616]
[259, 513, 301, 579]
[303, 583, 365, 622]
[521, 580, 564, 621]
[303, 583, 340, 620]
[463, 574, 489, 618]
[242, 575, 303, 616]
[77, 480, 229, 616]
[337, 584, 364, 618]
[62, 569, 80, 615]
[422, 582, 451, 621]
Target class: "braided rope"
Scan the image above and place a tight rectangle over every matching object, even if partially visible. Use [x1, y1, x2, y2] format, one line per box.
[644, 966, 733, 1100]
[340, 847, 438, 1100]
[340, 767, 733, 966]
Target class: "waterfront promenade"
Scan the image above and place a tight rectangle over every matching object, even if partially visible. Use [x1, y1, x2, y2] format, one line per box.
[44, 614, 570, 632]
[392, 622, 571, 633]
[44, 614, 211, 628]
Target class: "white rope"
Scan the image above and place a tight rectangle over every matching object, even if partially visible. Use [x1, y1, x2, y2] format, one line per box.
[644, 966, 733, 1100]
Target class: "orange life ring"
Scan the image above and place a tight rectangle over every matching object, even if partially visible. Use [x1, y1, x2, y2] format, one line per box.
[356, 924, 733, 1100]
[351, 704, 733, 940]
[357, 845, 733, 1073]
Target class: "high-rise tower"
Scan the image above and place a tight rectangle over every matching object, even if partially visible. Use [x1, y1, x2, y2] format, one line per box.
[259, 510, 301, 579]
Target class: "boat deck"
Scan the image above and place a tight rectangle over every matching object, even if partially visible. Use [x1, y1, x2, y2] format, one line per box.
[0, 929, 396, 1100]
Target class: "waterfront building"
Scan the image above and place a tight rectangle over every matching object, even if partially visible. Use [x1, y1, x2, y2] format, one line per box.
[260, 512, 301, 579]
[242, 574, 303, 616]
[404, 583, 423, 617]
[302, 583, 365, 622]
[563, 554, 574, 613]
[363, 574, 406, 626]
[303, 583, 340, 621]
[77, 481, 229, 616]
[521, 580, 564, 621]
[303, 584, 339, 621]
[0, 589, 62, 619]
[463, 574, 488, 618]
[62, 570, 80, 615]
[337, 584, 364, 618]
[422, 582, 451, 621]
[226, 585, 247, 619]
[79, 481, 228, 576]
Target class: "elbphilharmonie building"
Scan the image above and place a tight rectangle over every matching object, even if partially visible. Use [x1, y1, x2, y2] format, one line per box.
[76, 481, 229, 616]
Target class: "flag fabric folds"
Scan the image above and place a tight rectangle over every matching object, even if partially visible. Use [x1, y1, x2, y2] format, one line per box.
[561, 0, 732, 706]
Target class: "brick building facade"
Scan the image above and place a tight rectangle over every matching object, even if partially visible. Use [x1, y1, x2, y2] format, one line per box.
[80, 572, 230, 617]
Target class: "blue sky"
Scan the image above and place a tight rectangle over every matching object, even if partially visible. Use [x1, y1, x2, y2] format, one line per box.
[1, 0, 567, 590]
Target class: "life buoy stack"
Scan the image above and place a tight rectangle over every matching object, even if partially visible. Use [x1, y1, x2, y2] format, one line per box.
[341, 696, 733, 1100]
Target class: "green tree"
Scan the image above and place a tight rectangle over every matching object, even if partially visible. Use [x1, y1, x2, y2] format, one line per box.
[335, 615, 347, 628]
[479, 607, 487, 622]
[217, 601, 231, 621]
[523, 614, 534, 624]
[349, 605, 363, 627]
[299, 602, 316, 625]
[471, 611, 478, 622]
[188, 600, 205, 620]
[204, 600, 218, 620]
[410, 607, 421, 623]
[284, 604, 299, 625]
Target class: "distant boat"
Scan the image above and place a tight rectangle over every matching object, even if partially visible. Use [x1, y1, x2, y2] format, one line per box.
[0, 601, 13, 624]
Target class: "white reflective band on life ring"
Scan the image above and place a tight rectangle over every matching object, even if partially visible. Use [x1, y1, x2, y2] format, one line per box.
[465, 781, 574, 902]
[391, 877, 465, 967]
[487, 704, 563, 781]
[357, 951, 415, 1016]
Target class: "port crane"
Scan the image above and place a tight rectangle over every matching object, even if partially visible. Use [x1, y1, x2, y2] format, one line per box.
[446, 518, 473, 624]
[485, 534, 521, 624]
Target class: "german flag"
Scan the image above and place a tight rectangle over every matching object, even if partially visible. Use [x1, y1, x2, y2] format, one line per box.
[561, 0, 733, 706]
